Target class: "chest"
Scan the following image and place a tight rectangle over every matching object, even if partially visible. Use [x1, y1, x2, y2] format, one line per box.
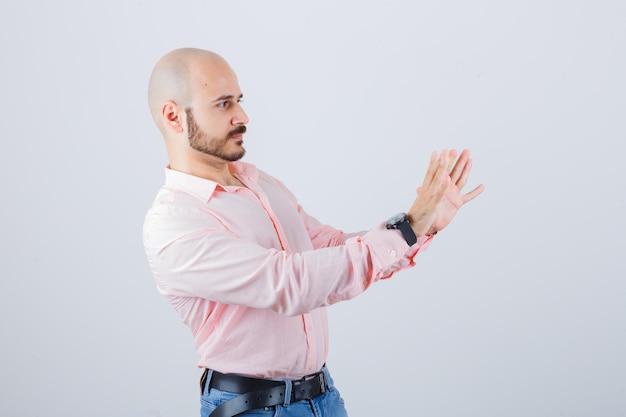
[207, 182, 311, 252]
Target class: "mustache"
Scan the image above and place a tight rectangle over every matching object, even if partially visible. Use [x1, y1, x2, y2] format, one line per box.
[228, 125, 247, 138]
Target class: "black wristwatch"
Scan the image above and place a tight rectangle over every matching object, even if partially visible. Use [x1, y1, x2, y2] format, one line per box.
[386, 212, 417, 246]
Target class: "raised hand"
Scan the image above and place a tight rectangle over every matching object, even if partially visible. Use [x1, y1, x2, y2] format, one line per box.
[407, 149, 484, 236]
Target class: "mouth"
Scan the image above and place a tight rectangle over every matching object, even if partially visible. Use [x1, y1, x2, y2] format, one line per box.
[228, 125, 247, 141]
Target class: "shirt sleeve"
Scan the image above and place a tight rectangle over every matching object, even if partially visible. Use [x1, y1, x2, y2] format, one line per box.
[144, 206, 432, 317]
[268, 174, 366, 249]
[295, 202, 366, 248]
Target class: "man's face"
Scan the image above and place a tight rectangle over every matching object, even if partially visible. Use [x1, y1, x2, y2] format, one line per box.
[184, 60, 249, 162]
[186, 107, 246, 162]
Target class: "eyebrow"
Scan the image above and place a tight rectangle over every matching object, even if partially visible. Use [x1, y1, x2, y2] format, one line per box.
[212, 94, 244, 102]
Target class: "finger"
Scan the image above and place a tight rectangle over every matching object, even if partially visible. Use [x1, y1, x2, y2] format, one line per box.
[432, 150, 451, 192]
[449, 149, 470, 183]
[420, 150, 449, 203]
[420, 151, 441, 190]
[455, 159, 473, 189]
[447, 149, 458, 171]
[436, 149, 450, 185]
[462, 184, 485, 204]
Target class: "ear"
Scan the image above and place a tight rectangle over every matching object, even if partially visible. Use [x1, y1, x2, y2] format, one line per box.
[161, 101, 185, 133]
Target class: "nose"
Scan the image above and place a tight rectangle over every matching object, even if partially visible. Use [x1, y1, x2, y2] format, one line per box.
[232, 103, 249, 125]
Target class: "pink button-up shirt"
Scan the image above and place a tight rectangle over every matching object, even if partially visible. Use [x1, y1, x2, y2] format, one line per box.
[143, 162, 431, 380]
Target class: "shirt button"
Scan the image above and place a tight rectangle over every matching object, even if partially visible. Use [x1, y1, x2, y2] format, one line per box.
[390, 250, 397, 257]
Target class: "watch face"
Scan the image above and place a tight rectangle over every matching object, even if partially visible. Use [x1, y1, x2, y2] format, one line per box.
[388, 212, 407, 225]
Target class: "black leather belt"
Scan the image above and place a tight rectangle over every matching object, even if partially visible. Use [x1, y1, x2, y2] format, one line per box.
[201, 368, 326, 417]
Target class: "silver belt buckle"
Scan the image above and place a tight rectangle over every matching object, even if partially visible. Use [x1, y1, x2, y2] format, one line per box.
[319, 371, 326, 394]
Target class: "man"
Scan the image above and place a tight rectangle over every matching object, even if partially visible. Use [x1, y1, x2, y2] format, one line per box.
[143, 47, 483, 417]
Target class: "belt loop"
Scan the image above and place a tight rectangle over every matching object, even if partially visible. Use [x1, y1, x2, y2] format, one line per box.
[203, 369, 214, 396]
[282, 379, 292, 407]
[321, 366, 331, 391]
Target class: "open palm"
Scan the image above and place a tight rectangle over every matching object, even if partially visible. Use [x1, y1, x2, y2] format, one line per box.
[409, 149, 484, 236]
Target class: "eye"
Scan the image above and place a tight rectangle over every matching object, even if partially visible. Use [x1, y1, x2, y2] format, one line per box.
[217, 101, 229, 109]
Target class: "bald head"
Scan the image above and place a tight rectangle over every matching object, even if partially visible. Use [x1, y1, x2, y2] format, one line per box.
[147, 48, 232, 132]
[146, 48, 249, 176]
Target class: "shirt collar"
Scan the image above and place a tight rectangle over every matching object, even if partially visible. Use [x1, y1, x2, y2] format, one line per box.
[230, 160, 259, 182]
[163, 161, 259, 202]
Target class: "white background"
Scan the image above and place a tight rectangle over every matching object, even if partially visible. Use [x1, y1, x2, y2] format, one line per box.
[1, 1, 625, 416]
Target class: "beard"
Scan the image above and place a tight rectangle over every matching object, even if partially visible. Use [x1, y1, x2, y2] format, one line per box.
[186, 108, 246, 162]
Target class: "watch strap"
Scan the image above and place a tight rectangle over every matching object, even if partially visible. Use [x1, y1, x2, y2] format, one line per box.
[397, 219, 417, 246]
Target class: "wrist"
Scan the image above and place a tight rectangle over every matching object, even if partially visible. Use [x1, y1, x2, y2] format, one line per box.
[406, 214, 430, 238]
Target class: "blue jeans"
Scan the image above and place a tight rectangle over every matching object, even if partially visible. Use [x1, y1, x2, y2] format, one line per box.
[200, 367, 349, 417]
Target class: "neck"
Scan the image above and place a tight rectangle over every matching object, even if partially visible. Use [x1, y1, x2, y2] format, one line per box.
[170, 155, 242, 186]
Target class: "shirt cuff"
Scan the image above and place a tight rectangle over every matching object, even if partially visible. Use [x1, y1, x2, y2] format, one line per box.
[360, 222, 435, 281]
